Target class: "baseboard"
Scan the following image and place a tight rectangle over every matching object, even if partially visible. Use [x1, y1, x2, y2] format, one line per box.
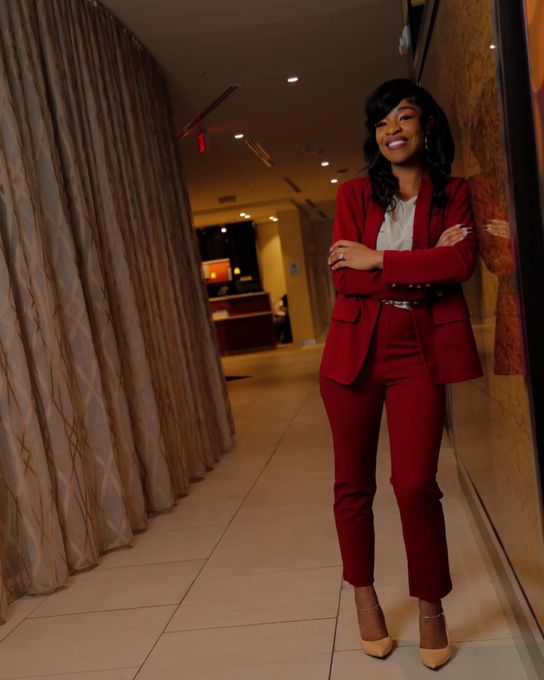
[295, 338, 317, 346]
[457, 459, 544, 679]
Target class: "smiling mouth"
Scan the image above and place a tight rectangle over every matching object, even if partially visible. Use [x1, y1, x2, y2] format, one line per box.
[386, 139, 408, 149]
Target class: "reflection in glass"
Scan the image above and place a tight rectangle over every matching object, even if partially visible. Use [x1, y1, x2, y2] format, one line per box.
[468, 79, 524, 375]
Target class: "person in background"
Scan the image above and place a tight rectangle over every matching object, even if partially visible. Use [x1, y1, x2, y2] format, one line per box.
[273, 293, 292, 344]
[319, 78, 482, 670]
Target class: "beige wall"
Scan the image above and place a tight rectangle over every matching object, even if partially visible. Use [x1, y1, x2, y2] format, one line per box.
[256, 208, 334, 345]
[276, 208, 317, 345]
[255, 222, 287, 306]
[422, 0, 544, 628]
[300, 215, 335, 340]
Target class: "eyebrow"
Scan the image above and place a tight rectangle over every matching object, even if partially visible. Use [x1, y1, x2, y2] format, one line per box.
[377, 105, 416, 123]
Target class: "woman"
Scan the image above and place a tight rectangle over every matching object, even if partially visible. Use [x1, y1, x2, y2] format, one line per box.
[319, 79, 482, 670]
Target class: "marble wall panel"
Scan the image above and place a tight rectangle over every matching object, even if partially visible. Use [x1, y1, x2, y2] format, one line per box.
[421, 0, 544, 628]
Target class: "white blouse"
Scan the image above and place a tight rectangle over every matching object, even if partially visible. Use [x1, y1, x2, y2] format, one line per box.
[376, 195, 417, 251]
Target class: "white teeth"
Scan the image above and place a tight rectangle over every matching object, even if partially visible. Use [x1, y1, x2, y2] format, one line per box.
[388, 140, 407, 148]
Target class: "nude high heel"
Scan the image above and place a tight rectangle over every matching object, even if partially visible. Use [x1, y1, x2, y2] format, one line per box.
[355, 601, 393, 659]
[419, 610, 451, 670]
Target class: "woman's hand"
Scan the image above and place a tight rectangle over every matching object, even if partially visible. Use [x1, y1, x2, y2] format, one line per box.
[483, 219, 510, 239]
[434, 223, 472, 248]
[328, 240, 384, 271]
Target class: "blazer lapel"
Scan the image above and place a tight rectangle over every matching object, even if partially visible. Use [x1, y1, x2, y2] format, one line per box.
[411, 169, 433, 250]
[363, 198, 385, 248]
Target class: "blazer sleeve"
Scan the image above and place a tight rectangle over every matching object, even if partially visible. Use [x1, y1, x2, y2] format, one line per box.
[381, 179, 477, 286]
[331, 181, 427, 299]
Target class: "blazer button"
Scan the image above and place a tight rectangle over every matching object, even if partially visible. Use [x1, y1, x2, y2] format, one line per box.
[390, 283, 397, 288]
[425, 283, 431, 287]
[407, 284, 414, 288]
[416, 284, 422, 289]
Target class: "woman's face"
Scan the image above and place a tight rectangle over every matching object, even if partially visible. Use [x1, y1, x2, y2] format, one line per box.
[374, 99, 428, 166]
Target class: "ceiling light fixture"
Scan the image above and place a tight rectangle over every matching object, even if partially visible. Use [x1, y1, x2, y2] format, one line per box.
[287, 76, 299, 83]
[240, 212, 247, 217]
[234, 133, 244, 139]
[330, 178, 339, 184]
[178, 85, 239, 139]
[244, 138, 274, 167]
[244, 214, 251, 219]
[220, 227, 227, 233]
[321, 161, 330, 167]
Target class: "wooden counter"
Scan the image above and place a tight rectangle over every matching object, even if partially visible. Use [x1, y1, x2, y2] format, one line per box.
[209, 291, 276, 354]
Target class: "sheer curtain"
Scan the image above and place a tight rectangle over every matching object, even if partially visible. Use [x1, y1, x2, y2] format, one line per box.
[0, 0, 234, 622]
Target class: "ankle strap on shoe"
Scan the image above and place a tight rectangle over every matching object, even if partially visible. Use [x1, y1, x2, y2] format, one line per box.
[420, 610, 444, 620]
[355, 602, 381, 614]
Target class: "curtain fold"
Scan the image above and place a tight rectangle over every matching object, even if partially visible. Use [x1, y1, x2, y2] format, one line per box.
[0, 0, 234, 623]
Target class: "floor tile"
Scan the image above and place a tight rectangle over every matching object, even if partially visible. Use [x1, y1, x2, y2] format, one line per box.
[97, 525, 224, 568]
[243, 476, 334, 508]
[0, 606, 174, 678]
[201, 526, 341, 577]
[137, 619, 336, 680]
[226, 502, 336, 537]
[0, 595, 48, 643]
[167, 566, 342, 631]
[13, 670, 138, 680]
[29, 561, 203, 617]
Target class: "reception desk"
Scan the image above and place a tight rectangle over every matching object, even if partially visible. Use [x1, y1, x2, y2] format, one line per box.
[209, 291, 277, 355]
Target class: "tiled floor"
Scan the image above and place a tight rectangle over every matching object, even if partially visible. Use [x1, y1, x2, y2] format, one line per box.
[0, 344, 538, 679]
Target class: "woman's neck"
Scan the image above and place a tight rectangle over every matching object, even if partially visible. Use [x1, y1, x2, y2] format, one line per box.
[391, 164, 424, 200]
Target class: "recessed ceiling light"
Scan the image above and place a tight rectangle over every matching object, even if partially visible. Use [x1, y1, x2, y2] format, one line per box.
[240, 212, 247, 217]
[244, 214, 251, 219]
[321, 161, 330, 167]
[220, 227, 227, 233]
[490, 44, 497, 49]
[330, 178, 339, 184]
[234, 133, 244, 139]
[269, 216, 275, 221]
[287, 76, 299, 83]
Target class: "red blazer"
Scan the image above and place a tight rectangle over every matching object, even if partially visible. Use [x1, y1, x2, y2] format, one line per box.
[319, 171, 483, 385]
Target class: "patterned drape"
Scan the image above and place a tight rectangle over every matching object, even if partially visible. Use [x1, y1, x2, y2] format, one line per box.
[0, 0, 234, 623]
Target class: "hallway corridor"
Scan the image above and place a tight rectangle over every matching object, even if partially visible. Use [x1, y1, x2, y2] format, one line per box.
[0, 345, 538, 679]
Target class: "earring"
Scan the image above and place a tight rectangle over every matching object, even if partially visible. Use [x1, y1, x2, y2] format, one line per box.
[424, 134, 429, 152]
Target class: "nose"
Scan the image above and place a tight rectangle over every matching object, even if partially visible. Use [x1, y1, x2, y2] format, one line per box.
[385, 122, 402, 136]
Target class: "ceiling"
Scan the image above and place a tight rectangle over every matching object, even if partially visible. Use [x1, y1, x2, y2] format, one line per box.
[101, 0, 408, 226]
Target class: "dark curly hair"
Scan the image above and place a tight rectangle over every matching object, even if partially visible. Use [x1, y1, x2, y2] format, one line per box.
[363, 78, 454, 211]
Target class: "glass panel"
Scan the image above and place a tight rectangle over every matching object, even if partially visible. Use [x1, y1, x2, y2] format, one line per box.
[420, 0, 544, 628]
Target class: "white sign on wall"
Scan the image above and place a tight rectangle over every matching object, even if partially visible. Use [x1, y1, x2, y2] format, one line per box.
[288, 262, 301, 277]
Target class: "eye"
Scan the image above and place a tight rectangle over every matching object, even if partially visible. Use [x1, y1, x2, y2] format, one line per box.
[375, 121, 386, 128]
[400, 114, 414, 122]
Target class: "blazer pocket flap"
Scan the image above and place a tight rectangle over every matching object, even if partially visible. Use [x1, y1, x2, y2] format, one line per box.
[431, 296, 470, 324]
[331, 296, 361, 322]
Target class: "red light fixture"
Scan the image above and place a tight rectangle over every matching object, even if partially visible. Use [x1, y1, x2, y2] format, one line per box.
[196, 129, 208, 154]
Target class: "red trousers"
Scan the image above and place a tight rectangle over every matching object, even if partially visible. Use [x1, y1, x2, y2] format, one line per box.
[319, 304, 452, 601]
